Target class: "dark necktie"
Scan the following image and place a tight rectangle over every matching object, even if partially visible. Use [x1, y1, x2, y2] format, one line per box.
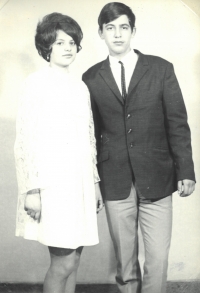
[119, 61, 127, 99]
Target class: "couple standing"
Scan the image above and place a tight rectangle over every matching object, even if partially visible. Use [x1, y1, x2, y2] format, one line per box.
[15, 2, 195, 293]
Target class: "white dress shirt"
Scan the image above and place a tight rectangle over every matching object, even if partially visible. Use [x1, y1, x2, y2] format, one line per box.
[109, 49, 138, 95]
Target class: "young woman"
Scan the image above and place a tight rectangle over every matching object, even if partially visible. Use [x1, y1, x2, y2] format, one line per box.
[14, 12, 103, 293]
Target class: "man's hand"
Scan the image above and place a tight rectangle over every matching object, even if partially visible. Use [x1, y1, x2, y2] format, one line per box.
[177, 179, 195, 197]
[24, 192, 41, 221]
[95, 183, 104, 213]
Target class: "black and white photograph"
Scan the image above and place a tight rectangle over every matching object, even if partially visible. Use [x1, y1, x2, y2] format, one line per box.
[0, 1, 199, 292]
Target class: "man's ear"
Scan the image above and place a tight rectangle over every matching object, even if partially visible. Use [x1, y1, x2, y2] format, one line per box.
[131, 27, 136, 38]
[98, 28, 104, 39]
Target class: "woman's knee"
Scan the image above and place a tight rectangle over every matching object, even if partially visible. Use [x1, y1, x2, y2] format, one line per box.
[50, 251, 77, 278]
[48, 246, 83, 278]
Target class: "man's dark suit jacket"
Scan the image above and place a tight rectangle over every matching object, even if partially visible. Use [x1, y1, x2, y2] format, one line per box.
[82, 50, 195, 200]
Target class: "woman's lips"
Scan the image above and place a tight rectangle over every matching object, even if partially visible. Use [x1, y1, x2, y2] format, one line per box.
[62, 54, 73, 57]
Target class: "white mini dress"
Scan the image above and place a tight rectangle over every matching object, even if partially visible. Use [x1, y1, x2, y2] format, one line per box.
[14, 66, 99, 249]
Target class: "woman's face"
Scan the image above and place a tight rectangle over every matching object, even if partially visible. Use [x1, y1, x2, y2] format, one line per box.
[50, 30, 77, 68]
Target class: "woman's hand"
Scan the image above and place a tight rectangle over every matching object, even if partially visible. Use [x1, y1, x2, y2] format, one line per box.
[95, 183, 104, 213]
[24, 192, 41, 222]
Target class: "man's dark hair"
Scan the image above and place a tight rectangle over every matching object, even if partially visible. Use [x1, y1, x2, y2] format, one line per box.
[35, 12, 83, 62]
[98, 2, 136, 31]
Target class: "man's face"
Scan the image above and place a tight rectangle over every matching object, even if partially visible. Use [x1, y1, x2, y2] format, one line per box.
[99, 15, 135, 59]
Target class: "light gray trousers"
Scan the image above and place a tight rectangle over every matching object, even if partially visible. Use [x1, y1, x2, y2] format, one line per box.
[105, 184, 172, 293]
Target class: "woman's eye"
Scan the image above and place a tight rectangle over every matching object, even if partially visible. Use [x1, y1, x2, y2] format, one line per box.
[57, 42, 64, 46]
[70, 41, 76, 46]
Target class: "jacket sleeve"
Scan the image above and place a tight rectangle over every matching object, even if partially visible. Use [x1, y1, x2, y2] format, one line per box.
[162, 63, 195, 182]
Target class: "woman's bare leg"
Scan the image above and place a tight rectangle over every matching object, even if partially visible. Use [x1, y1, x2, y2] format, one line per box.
[43, 246, 83, 293]
[64, 247, 83, 293]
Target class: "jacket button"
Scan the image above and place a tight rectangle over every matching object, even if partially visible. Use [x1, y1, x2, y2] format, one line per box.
[130, 142, 133, 148]
[127, 114, 131, 119]
[127, 128, 132, 134]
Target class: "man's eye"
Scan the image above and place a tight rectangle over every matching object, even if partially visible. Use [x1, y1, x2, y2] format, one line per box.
[107, 27, 113, 30]
[122, 26, 128, 30]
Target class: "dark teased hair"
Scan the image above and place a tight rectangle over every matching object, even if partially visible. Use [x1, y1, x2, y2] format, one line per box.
[98, 2, 135, 31]
[35, 12, 83, 62]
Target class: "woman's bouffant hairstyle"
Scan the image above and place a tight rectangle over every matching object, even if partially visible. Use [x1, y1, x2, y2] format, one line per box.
[35, 12, 83, 62]
[98, 2, 135, 31]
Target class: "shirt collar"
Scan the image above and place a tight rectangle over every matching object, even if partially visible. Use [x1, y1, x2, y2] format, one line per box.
[109, 49, 138, 67]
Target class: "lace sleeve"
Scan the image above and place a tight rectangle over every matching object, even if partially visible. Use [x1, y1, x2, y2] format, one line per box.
[86, 89, 100, 184]
[14, 79, 40, 195]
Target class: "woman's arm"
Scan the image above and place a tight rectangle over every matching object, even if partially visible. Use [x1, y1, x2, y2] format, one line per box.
[14, 78, 41, 195]
[87, 89, 104, 213]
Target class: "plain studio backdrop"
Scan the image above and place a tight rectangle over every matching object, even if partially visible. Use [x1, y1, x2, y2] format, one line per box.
[0, 0, 200, 284]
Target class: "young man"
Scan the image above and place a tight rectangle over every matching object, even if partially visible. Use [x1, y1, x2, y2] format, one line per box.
[83, 2, 195, 293]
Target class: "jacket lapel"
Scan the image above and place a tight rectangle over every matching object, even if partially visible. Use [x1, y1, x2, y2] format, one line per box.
[98, 51, 149, 104]
[128, 50, 149, 96]
[99, 57, 124, 104]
